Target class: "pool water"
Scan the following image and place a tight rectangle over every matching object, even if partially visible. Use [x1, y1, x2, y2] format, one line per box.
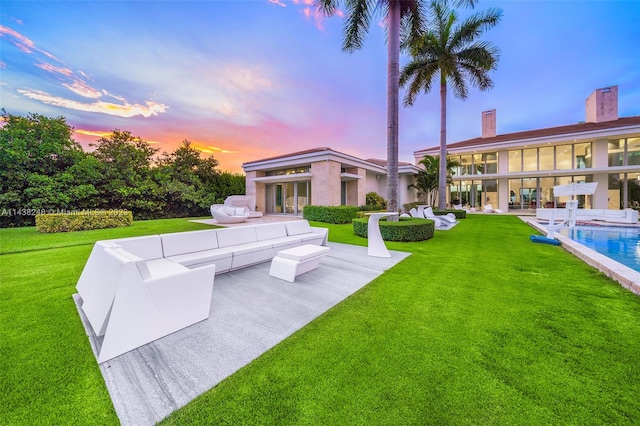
[559, 225, 640, 272]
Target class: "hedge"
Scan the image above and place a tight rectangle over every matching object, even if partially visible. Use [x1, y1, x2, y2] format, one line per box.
[352, 217, 434, 242]
[35, 210, 133, 233]
[303, 205, 359, 224]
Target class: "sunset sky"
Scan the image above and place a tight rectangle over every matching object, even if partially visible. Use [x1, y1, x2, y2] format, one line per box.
[1, 1, 639, 173]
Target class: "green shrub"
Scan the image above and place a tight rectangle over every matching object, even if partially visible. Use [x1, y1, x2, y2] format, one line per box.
[358, 204, 386, 212]
[365, 192, 387, 209]
[35, 210, 133, 233]
[303, 205, 359, 224]
[352, 217, 434, 242]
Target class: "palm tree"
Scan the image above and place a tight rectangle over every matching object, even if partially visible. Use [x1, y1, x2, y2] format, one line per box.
[400, 0, 501, 210]
[410, 154, 460, 206]
[316, 0, 427, 217]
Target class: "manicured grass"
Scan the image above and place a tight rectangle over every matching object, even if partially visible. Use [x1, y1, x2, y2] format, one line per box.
[2, 215, 640, 425]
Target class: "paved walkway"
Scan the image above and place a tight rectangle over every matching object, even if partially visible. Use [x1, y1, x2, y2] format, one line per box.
[74, 242, 410, 425]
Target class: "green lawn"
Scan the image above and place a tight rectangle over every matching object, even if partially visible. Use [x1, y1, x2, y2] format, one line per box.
[2, 215, 640, 425]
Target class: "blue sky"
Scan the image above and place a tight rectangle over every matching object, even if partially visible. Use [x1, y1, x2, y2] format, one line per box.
[1, 0, 639, 172]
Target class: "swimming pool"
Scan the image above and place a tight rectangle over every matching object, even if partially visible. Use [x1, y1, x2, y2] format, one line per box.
[559, 225, 640, 272]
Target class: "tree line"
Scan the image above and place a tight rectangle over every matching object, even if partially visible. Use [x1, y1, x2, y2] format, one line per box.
[0, 111, 245, 227]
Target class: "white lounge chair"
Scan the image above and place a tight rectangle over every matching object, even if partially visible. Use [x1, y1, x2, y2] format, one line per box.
[210, 204, 249, 224]
[224, 195, 263, 218]
[483, 204, 495, 213]
[411, 206, 442, 227]
[453, 204, 470, 213]
[483, 204, 504, 214]
[424, 206, 456, 225]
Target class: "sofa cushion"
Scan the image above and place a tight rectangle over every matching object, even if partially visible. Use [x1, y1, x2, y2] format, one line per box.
[112, 235, 164, 260]
[255, 223, 288, 241]
[160, 230, 219, 257]
[216, 226, 258, 248]
[223, 240, 273, 256]
[285, 220, 313, 236]
[165, 248, 232, 268]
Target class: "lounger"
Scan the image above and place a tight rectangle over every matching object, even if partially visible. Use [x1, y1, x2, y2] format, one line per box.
[424, 206, 456, 224]
[210, 204, 248, 224]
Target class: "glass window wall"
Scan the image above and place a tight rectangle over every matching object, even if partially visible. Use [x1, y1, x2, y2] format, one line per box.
[523, 148, 538, 171]
[556, 145, 573, 169]
[538, 146, 554, 170]
[629, 138, 640, 166]
[484, 152, 498, 174]
[608, 139, 624, 166]
[575, 143, 591, 168]
[508, 150, 521, 172]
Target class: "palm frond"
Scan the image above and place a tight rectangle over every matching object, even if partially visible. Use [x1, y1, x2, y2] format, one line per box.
[342, 0, 375, 52]
[315, 0, 340, 16]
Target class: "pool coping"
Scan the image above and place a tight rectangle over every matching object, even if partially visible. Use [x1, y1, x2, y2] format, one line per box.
[522, 217, 640, 295]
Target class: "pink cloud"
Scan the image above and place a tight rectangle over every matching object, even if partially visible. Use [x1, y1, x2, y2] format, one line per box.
[268, 0, 286, 7]
[63, 80, 103, 99]
[18, 89, 168, 118]
[36, 61, 73, 77]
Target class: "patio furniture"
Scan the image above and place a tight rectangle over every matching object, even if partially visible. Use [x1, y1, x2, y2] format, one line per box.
[269, 244, 331, 282]
[365, 212, 398, 257]
[224, 195, 263, 218]
[424, 206, 456, 225]
[76, 221, 329, 363]
[76, 236, 216, 363]
[210, 204, 249, 224]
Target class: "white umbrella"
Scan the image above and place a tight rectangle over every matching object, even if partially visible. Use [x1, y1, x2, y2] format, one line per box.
[553, 182, 598, 197]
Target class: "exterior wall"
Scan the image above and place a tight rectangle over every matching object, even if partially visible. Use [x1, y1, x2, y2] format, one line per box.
[310, 160, 341, 206]
[398, 174, 419, 210]
[586, 86, 618, 123]
[356, 167, 367, 206]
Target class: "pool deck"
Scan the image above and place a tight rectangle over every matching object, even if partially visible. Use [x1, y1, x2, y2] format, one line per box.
[523, 217, 640, 294]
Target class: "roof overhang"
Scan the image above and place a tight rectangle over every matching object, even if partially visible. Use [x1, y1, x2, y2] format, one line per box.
[251, 172, 312, 183]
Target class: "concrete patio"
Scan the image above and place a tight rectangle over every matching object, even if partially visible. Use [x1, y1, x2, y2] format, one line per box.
[74, 241, 410, 425]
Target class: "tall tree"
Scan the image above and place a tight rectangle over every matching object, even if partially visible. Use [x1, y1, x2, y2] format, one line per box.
[316, 0, 425, 217]
[400, 0, 501, 210]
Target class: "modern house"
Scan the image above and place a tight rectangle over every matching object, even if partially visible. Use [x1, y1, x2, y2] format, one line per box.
[414, 86, 640, 213]
[242, 147, 421, 215]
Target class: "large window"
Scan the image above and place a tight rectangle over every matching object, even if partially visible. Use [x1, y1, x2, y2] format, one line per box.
[556, 144, 573, 169]
[508, 142, 592, 171]
[265, 181, 310, 215]
[450, 152, 498, 175]
[629, 138, 640, 166]
[523, 148, 537, 171]
[608, 139, 625, 166]
[508, 150, 521, 172]
[538, 146, 554, 170]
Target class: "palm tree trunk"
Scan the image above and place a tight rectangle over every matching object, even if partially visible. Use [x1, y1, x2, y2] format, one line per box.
[386, 0, 400, 219]
[438, 79, 447, 210]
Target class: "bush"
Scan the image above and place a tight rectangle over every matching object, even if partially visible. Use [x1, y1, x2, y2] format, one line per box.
[366, 192, 387, 209]
[35, 210, 133, 233]
[358, 204, 386, 212]
[352, 217, 434, 242]
[303, 205, 359, 224]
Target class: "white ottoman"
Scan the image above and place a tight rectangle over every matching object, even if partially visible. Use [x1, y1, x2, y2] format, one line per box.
[269, 244, 331, 282]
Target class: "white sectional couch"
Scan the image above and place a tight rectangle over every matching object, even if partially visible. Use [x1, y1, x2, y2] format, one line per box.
[536, 208, 638, 224]
[76, 220, 328, 363]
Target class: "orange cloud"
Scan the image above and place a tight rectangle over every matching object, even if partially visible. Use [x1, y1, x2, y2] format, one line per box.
[18, 89, 168, 118]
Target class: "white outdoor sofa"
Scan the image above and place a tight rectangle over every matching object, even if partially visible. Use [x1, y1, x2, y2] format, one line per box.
[536, 208, 639, 224]
[76, 220, 328, 363]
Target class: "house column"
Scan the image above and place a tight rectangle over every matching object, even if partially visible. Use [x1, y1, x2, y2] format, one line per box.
[311, 160, 341, 206]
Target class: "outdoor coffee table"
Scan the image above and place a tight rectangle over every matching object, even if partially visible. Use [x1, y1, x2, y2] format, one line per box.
[269, 244, 331, 282]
